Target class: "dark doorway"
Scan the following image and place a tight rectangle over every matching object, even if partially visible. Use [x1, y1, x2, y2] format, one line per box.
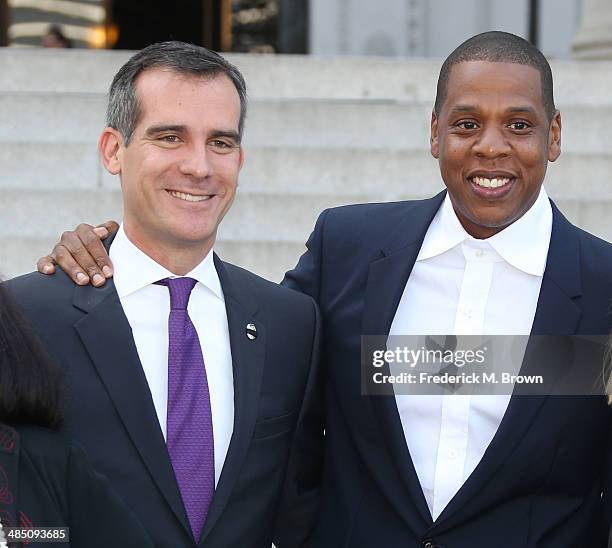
[0, 0, 9, 47]
[110, 0, 231, 50]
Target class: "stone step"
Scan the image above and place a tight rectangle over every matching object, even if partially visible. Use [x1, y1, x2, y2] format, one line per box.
[0, 189, 349, 241]
[0, 236, 305, 283]
[1, 187, 611, 243]
[2, 92, 612, 154]
[3, 193, 612, 283]
[2, 49, 612, 106]
[2, 48, 611, 283]
[1, 142, 610, 202]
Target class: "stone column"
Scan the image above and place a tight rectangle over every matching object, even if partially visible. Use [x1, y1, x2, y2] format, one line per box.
[572, 0, 612, 59]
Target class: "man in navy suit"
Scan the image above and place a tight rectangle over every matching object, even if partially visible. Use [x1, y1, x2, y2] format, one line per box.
[37, 32, 612, 546]
[7, 42, 321, 548]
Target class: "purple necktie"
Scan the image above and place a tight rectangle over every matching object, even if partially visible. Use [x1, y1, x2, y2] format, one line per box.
[157, 277, 214, 542]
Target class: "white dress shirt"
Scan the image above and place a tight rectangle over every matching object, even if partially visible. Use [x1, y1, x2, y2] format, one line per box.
[110, 225, 234, 487]
[389, 188, 552, 520]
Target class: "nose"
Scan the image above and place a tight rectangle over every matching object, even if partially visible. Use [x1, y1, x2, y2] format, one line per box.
[472, 125, 510, 159]
[178, 143, 213, 179]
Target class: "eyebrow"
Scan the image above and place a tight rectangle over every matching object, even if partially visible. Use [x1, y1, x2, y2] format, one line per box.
[145, 124, 186, 136]
[212, 130, 241, 144]
[144, 125, 241, 143]
[448, 105, 538, 115]
[507, 106, 538, 115]
[449, 105, 478, 113]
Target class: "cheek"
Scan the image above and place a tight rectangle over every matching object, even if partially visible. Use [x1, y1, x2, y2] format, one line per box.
[516, 147, 548, 172]
[516, 135, 550, 165]
[440, 136, 467, 159]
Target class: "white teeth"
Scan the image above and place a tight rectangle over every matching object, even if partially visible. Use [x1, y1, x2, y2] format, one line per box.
[169, 190, 212, 202]
[472, 176, 511, 189]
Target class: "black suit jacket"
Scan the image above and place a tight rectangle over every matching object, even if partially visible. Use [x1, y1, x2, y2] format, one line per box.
[284, 191, 612, 547]
[6, 253, 321, 548]
[0, 423, 153, 547]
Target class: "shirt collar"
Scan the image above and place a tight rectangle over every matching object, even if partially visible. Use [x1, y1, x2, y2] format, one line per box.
[417, 187, 552, 276]
[109, 224, 224, 300]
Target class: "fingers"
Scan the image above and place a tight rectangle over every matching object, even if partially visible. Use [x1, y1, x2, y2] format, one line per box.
[97, 220, 120, 238]
[73, 223, 114, 285]
[36, 255, 57, 275]
[36, 221, 118, 286]
[52, 242, 91, 285]
[49, 224, 110, 286]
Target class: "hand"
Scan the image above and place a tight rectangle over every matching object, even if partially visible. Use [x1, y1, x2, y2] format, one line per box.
[37, 221, 119, 286]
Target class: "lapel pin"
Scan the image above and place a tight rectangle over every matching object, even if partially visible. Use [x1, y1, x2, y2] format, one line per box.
[246, 323, 257, 340]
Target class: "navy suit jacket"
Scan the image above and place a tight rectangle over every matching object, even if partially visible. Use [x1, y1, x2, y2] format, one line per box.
[284, 190, 612, 547]
[6, 253, 322, 548]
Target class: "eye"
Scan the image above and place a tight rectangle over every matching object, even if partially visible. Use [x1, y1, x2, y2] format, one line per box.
[508, 121, 531, 131]
[456, 120, 479, 130]
[208, 139, 239, 154]
[159, 134, 181, 143]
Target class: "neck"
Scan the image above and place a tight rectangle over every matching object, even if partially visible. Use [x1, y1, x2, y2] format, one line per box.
[123, 225, 212, 276]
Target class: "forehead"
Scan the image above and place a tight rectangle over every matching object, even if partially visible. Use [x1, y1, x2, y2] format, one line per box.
[442, 61, 545, 114]
[134, 68, 241, 129]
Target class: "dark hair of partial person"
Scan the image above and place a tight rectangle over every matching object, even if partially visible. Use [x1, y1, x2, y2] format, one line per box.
[0, 284, 63, 429]
[434, 31, 556, 120]
[47, 24, 72, 48]
[107, 40, 248, 145]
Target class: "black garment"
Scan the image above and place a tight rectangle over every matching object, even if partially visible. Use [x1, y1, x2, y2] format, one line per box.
[5, 251, 322, 548]
[284, 191, 612, 547]
[0, 423, 153, 547]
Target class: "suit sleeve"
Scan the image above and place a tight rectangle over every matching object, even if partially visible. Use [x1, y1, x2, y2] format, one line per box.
[273, 296, 325, 548]
[66, 443, 154, 548]
[282, 209, 330, 301]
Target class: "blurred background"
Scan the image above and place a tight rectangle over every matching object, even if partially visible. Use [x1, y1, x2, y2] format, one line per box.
[0, 0, 611, 280]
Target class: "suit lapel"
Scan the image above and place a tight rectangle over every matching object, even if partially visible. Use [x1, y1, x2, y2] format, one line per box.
[529, 203, 582, 337]
[72, 280, 191, 535]
[363, 192, 446, 526]
[436, 202, 583, 527]
[200, 257, 266, 545]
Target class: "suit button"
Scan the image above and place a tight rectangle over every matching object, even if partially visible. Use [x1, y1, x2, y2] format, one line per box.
[422, 541, 437, 548]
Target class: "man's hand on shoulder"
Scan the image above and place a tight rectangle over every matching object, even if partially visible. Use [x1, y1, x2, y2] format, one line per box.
[37, 220, 119, 287]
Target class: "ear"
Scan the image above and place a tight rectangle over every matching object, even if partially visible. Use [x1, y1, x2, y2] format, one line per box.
[238, 146, 245, 171]
[430, 110, 439, 159]
[99, 127, 124, 175]
[548, 110, 561, 162]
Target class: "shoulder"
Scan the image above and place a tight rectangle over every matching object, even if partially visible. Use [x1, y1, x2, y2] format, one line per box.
[13, 425, 102, 491]
[3, 268, 77, 306]
[12, 425, 71, 463]
[555, 207, 612, 276]
[222, 261, 316, 311]
[319, 198, 428, 232]
[6, 425, 72, 503]
[575, 228, 612, 297]
[575, 227, 612, 267]
[312, 194, 444, 254]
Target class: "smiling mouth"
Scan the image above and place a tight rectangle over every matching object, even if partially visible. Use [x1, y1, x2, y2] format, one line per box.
[470, 176, 513, 189]
[167, 190, 212, 202]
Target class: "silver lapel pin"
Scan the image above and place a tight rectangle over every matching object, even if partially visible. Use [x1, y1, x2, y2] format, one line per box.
[246, 323, 257, 340]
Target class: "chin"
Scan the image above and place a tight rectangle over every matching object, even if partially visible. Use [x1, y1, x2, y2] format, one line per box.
[166, 228, 214, 247]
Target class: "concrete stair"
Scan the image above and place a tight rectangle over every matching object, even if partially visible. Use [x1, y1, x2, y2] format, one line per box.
[1, 48, 611, 281]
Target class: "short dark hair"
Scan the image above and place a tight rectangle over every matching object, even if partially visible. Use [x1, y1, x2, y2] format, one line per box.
[47, 24, 72, 47]
[0, 284, 63, 430]
[434, 31, 556, 120]
[107, 41, 248, 145]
